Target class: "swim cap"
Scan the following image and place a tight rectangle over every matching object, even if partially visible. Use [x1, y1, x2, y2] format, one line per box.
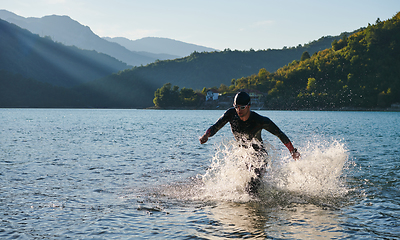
[234, 91, 251, 106]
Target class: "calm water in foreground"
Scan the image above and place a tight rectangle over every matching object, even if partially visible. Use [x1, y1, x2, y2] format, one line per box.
[1, 109, 399, 239]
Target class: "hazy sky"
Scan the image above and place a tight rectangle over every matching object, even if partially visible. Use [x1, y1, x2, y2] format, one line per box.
[1, 0, 399, 50]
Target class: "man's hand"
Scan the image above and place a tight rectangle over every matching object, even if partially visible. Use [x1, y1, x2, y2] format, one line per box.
[284, 142, 300, 160]
[199, 133, 209, 144]
[291, 148, 300, 160]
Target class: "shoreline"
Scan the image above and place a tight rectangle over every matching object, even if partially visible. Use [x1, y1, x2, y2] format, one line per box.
[1, 106, 399, 112]
[147, 105, 400, 112]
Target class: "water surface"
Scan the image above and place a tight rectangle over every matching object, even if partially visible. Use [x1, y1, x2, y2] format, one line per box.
[1, 109, 399, 239]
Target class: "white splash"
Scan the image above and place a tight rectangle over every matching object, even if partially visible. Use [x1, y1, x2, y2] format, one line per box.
[198, 138, 349, 202]
[269, 140, 349, 198]
[199, 140, 275, 202]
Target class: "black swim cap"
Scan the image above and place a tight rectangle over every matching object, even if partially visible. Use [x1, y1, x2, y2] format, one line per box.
[234, 91, 251, 106]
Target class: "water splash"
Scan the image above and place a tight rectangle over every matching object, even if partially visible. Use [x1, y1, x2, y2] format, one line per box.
[199, 140, 275, 202]
[149, 137, 351, 209]
[266, 140, 349, 198]
[198, 138, 350, 203]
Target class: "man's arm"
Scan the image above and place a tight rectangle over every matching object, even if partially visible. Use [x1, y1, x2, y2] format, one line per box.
[199, 128, 211, 144]
[199, 108, 234, 144]
[284, 142, 301, 160]
[262, 116, 300, 160]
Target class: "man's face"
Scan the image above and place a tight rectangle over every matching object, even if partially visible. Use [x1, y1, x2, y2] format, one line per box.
[234, 104, 250, 118]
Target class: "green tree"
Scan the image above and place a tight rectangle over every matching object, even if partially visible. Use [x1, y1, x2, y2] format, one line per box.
[307, 78, 317, 92]
[153, 83, 180, 108]
[300, 51, 311, 61]
[332, 35, 348, 51]
[218, 84, 229, 93]
[180, 87, 195, 99]
[258, 68, 269, 78]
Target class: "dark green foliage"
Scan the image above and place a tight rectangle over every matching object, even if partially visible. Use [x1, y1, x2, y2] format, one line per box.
[153, 83, 180, 108]
[300, 51, 311, 61]
[85, 32, 354, 109]
[332, 35, 348, 51]
[153, 83, 202, 108]
[226, 12, 400, 109]
[120, 34, 355, 92]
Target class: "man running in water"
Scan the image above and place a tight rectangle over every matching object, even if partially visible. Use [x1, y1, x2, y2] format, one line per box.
[199, 91, 300, 195]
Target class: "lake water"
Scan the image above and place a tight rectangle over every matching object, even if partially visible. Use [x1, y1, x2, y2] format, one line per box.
[1, 109, 399, 239]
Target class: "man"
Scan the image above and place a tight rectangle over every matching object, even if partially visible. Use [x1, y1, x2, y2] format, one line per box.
[199, 91, 300, 194]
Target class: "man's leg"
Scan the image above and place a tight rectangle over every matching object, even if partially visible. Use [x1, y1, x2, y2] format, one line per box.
[246, 167, 264, 195]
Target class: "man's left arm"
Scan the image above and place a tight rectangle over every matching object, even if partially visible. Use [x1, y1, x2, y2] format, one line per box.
[262, 117, 300, 160]
[284, 141, 300, 160]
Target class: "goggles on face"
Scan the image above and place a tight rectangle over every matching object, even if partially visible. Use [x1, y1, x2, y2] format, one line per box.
[233, 104, 248, 110]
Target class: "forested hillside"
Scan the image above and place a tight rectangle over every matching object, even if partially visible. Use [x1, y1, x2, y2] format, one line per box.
[223, 13, 400, 109]
[79, 33, 352, 108]
[2, 11, 398, 109]
[0, 18, 128, 87]
[108, 33, 352, 91]
[0, 70, 80, 107]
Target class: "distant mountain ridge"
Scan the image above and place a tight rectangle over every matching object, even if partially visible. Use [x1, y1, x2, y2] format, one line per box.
[0, 9, 218, 66]
[0, 10, 152, 66]
[1, 8, 372, 109]
[103, 36, 218, 57]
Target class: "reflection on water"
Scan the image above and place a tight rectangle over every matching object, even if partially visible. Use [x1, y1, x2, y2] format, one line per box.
[208, 201, 347, 239]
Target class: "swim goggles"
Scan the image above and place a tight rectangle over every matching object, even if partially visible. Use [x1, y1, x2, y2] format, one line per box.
[233, 104, 248, 110]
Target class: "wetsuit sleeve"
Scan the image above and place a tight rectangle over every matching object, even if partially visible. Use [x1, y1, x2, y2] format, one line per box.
[206, 108, 234, 137]
[261, 116, 298, 155]
[261, 117, 291, 145]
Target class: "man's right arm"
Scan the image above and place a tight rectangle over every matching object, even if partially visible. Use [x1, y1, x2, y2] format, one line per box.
[199, 128, 211, 144]
[199, 108, 233, 144]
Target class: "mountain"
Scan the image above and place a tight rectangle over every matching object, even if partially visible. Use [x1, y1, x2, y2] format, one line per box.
[0, 70, 81, 108]
[103, 36, 218, 57]
[98, 33, 354, 90]
[0, 10, 158, 66]
[0, 11, 357, 108]
[0, 10, 216, 65]
[71, 32, 355, 109]
[6, 7, 391, 109]
[0, 18, 128, 87]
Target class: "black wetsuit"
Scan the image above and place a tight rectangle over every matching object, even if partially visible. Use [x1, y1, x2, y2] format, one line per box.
[207, 108, 292, 194]
[207, 108, 291, 148]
